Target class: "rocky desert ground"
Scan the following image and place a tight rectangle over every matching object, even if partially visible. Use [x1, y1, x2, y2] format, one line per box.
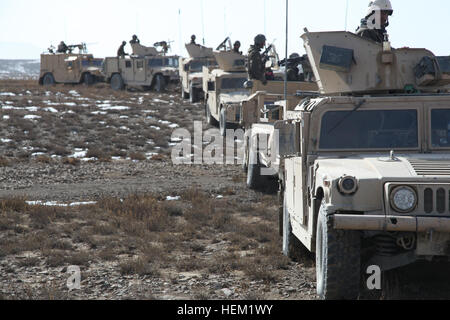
[1, 79, 450, 300]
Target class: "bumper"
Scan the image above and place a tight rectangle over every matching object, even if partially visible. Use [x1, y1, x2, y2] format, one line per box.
[333, 214, 450, 232]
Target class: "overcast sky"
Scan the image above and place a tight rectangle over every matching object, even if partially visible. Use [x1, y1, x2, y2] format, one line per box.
[0, 0, 449, 60]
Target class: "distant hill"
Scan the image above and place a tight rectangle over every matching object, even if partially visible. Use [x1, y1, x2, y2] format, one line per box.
[0, 60, 40, 80]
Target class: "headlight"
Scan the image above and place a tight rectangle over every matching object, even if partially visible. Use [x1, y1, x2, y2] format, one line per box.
[338, 176, 358, 195]
[390, 186, 417, 213]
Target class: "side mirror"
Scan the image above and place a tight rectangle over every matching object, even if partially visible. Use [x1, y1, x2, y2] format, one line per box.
[243, 80, 253, 89]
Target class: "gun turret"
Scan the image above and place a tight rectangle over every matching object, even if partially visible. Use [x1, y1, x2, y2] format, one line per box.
[67, 43, 87, 54]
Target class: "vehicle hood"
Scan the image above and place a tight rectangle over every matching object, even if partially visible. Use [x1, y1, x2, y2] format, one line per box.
[316, 153, 450, 181]
[219, 91, 250, 104]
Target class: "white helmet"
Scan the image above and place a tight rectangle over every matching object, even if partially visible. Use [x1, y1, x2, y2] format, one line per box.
[366, 0, 393, 17]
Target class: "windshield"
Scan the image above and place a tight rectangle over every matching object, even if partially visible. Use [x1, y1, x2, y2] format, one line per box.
[166, 58, 179, 68]
[431, 109, 450, 148]
[319, 109, 418, 150]
[149, 59, 163, 67]
[221, 78, 247, 90]
[82, 59, 102, 68]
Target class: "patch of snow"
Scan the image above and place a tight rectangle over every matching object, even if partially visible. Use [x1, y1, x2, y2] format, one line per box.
[24, 115, 41, 120]
[153, 99, 169, 104]
[64, 102, 77, 107]
[2, 115, 10, 120]
[44, 107, 58, 113]
[150, 126, 161, 131]
[166, 196, 180, 201]
[1, 138, 12, 143]
[100, 106, 130, 111]
[0, 92, 16, 96]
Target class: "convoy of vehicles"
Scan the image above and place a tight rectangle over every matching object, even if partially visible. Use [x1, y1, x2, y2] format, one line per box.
[36, 24, 450, 300]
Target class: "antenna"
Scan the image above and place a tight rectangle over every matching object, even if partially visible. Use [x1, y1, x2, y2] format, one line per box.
[264, 0, 267, 35]
[345, 0, 349, 31]
[201, 0, 205, 45]
[178, 9, 182, 54]
[224, 6, 227, 37]
[284, 0, 288, 100]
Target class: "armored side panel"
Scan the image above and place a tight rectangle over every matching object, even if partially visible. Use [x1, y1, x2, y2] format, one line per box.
[301, 31, 444, 94]
[131, 43, 159, 57]
[213, 51, 246, 72]
[251, 80, 318, 95]
[186, 44, 214, 58]
[103, 57, 120, 79]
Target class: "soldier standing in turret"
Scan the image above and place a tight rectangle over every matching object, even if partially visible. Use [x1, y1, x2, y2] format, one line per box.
[356, 0, 393, 43]
[247, 34, 267, 85]
[190, 35, 197, 45]
[57, 41, 69, 53]
[130, 35, 140, 45]
[233, 41, 242, 55]
[117, 41, 127, 58]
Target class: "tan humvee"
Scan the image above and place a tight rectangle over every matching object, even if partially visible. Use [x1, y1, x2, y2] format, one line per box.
[103, 42, 179, 92]
[39, 45, 104, 86]
[240, 80, 318, 191]
[203, 50, 250, 136]
[274, 31, 450, 300]
[179, 43, 217, 103]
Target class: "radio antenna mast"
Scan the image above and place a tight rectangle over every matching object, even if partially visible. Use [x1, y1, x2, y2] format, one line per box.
[201, 0, 206, 45]
[284, 0, 288, 100]
[345, 0, 349, 31]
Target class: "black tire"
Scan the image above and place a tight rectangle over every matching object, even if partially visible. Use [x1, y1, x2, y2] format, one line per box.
[219, 106, 227, 137]
[242, 136, 249, 172]
[189, 84, 198, 103]
[83, 73, 94, 86]
[110, 74, 124, 91]
[42, 73, 55, 86]
[181, 85, 189, 99]
[282, 195, 306, 261]
[316, 201, 361, 300]
[154, 74, 166, 92]
[246, 141, 263, 190]
[205, 101, 217, 126]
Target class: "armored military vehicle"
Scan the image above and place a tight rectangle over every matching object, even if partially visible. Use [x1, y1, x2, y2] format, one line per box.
[103, 42, 179, 92]
[203, 50, 250, 136]
[39, 43, 104, 86]
[179, 43, 217, 103]
[240, 79, 317, 192]
[275, 30, 450, 299]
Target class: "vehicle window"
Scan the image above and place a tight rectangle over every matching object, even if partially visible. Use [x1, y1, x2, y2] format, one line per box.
[82, 60, 103, 68]
[221, 78, 247, 90]
[319, 109, 418, 149]
[190, 61, 207, 71]
[136, 60, 144, 69]
[149, 59, 163, 67]
[431, 109, 450, 147]
[125, 61, 132, 68]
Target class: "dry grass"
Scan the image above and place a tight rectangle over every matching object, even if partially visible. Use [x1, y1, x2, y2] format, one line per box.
[0, 156, 10, 167]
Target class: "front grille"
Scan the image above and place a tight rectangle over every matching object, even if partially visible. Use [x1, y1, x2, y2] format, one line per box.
[423, 187, 449, 214]
[409, 159, 450, 176]
[387, 183, 450, 216]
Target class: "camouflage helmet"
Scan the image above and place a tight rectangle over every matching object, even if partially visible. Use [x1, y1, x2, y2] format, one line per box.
[191, 35, 196, 40]
[132, 35, 138, 40]
[289, 53, 300, 59]
[122, 41, 126, 45]
[254, 34, 266, 46]
[234, 41, 241, 47]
